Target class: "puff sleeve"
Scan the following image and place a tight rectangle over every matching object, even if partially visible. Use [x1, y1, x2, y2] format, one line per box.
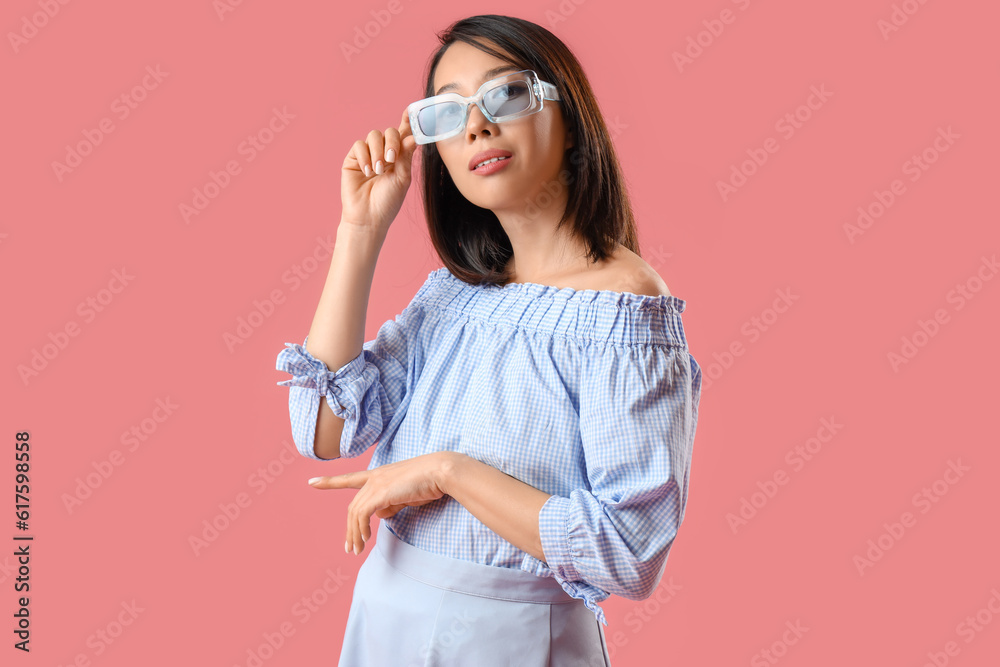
[523, 343, 702, 625]
[275, 308, 415, 461]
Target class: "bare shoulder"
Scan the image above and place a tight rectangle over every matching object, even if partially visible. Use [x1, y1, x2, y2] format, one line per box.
[605, 246, 671, 297]
[537, 244, 672, 295]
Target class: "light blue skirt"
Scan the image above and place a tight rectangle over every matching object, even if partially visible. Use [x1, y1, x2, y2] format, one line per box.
[338, 520, 612, 666]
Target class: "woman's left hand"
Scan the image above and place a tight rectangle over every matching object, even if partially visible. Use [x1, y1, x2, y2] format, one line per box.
[307, 452, 453, 555]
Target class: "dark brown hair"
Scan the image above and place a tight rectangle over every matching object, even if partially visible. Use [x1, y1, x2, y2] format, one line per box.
[417, 14, 640, 286]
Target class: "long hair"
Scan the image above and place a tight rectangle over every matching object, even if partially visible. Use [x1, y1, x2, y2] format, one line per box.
[417, 15, 640, 286]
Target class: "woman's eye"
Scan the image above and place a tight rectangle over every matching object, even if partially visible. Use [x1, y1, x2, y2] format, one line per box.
[500, 85, 524, 98]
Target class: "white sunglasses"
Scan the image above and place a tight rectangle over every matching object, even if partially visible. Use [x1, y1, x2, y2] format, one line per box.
[407, 69, 561, 144]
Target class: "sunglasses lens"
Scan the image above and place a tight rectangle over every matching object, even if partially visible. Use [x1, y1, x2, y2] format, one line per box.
[416, 102, 464, 139]
[484, 79, 533, 117]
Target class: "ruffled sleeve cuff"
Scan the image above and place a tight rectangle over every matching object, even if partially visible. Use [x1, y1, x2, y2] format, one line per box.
[519, 545, 610, 627]
[275, 336, 369, 460]
[518, 494, 610, 626]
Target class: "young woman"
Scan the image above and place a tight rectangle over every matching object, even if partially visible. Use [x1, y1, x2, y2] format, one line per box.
[275, 14, 702, 666]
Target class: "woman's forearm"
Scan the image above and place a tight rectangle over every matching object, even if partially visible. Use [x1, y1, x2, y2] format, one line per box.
[438, 452, 552, 563]
[306, 222, 386, 460]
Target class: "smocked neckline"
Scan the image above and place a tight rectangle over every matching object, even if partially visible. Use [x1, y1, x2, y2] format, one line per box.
[428, 267, 686, 312]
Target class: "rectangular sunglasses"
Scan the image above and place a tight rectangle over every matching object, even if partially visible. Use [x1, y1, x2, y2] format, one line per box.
[407, 69, 561, 145]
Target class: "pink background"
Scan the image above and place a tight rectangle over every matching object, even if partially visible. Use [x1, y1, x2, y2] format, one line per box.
[4, 1, 999, 665]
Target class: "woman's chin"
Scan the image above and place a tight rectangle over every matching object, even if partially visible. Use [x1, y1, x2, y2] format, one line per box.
[457, 188, 517, 212]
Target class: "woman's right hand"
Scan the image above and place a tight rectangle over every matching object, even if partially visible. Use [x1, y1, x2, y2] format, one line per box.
[340, 106, 419, 235]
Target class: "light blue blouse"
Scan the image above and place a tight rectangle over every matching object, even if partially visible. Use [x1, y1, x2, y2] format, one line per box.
[275, 267, 702, 626]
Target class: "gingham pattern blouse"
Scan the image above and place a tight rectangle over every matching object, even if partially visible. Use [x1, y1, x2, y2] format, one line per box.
[275, 267, 702, 626]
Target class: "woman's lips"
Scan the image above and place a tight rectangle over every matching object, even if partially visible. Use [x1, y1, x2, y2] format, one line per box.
[471, 155, 513, 175]
[468, 149, 513, 171]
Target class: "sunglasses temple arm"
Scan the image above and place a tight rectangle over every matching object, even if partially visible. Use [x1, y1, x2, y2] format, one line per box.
[540, 81, 560, 101]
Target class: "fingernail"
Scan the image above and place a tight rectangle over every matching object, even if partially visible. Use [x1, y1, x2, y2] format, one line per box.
[364, 164, 372, 177]
[374, 160, 383, 175]
[308, 477, 322, 485]
[345, 540, 350, 553]
[386, 148, 395, 163]
[354, 542, 361, 555]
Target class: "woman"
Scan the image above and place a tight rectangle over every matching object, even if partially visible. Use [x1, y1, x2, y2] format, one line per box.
[275, 14, 701, 666]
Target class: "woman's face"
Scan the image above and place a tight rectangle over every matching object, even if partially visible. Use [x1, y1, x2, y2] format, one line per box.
[430, 40, 573, 215]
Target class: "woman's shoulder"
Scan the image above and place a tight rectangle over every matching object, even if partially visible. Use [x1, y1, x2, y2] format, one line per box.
[565, 244, 671, 298]
[604, 245, 672, 298]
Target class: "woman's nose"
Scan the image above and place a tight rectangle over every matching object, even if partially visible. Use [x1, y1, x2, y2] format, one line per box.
[464, 104, 495, 137]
